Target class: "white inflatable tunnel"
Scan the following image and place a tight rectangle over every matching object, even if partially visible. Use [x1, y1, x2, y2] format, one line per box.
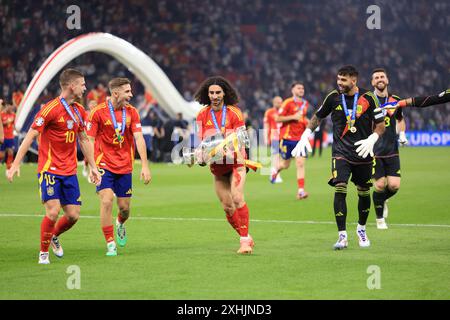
[16, 32, 201, 131]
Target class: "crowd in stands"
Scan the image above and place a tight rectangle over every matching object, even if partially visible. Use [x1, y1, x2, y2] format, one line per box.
[1, 0, 449, 155]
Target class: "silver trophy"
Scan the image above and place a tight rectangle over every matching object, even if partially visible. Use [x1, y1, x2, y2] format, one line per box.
[183, 127, 250, 166]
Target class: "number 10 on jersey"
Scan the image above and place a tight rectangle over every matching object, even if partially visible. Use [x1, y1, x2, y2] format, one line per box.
[65, 131, 75, 143]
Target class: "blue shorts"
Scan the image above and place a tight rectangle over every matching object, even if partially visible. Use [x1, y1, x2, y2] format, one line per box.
[279, 139, 299, 160]
[96, 169, 132, 197]
[38, 172, 81, 205]
[0, 139, 15, 151]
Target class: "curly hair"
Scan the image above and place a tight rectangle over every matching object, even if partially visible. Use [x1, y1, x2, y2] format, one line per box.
[194, 76, 239, 106]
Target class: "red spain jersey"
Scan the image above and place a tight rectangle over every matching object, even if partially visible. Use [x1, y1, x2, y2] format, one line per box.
[196, 105, 245, 140]
[87, 101, 142, 174]
[196, 105, 245, 176]
[279, 97, 309, 141]
[12, 90, 24, 107]
[263, 107, 280, 143]
[1, 112, 16, 139]
[31, 98, 87, 176]
[86, 88, 107, 106]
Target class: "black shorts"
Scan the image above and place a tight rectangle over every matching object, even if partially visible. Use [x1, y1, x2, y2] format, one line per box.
[328, 158, 373, 188]
[373, 156, 401, 180]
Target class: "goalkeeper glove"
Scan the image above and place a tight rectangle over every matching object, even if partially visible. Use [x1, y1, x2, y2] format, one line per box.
[291, 128, 313, 157]
[398, 131, 408, 145]
[355, 133, 379, 158]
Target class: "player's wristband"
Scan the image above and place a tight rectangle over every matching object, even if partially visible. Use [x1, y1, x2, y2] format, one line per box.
[398, 100, 407, 108]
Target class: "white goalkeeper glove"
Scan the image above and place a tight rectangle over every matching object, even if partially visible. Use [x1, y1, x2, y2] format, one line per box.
[355, 133, 379, 158]
[398, 131, 408, 146]
[291, 128, 313, 157]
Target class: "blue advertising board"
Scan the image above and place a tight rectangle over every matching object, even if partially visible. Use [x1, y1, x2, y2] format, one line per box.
[407, 131, 450, 147]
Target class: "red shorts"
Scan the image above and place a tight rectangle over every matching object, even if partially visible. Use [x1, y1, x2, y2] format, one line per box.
[210, 164, 244, 177]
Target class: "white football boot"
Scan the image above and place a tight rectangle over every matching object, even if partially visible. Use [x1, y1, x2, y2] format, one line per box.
[333, 232, 348, 250]
[51, 235, 64, 258]
[38, 251, 50, 264]
[376, 218, 388, 230]
[356, 225, 371, 247]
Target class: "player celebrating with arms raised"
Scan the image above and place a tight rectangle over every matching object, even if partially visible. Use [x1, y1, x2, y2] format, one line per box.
[292, 65, 385, 250]
[7, 68, 101, 264]
[87, 78, 151, 256]
[194, 76, 254, 254]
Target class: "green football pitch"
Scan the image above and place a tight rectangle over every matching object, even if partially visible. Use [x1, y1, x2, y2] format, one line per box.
[0, 147, 449, 300]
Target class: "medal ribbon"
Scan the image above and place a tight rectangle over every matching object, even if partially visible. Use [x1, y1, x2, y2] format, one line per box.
[108, 99, 126, 143]
[60, 98, 84, 128]
[374, 92, 389, 113]
[294, 97, 307, 115]
[210, 105, 227, 136]
[341, 93, 359, 130]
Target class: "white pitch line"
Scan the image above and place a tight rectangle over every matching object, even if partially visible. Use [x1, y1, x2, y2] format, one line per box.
[0, 213, 449, 228]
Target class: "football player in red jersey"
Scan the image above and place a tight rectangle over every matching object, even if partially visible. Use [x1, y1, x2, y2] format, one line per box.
[272, 82, 311, 199]
[0, 102, 16, 170]
[194, 76, 254, 254]
[7, 68, 101, 264]
[0, 99, 6, 155]
[87, 77, 151, 256]
[264, 96, 283, 183]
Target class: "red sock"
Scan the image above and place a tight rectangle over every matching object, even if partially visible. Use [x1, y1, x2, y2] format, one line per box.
[40, 216, 56, 252]
[6, 153, 13, 169]
[297, 178, 305, 189]
[54, 216, 77, 237]
[226, 211, 241, 235]
[117, 213, 128, 224]
[102, 225, 114, 243]
[236, 204, 249, 237]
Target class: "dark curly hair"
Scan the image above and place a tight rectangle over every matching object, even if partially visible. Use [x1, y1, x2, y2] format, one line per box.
[194, 76, 239, 106]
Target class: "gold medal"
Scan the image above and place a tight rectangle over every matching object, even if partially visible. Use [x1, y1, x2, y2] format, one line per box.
[350, 127, 357, 133]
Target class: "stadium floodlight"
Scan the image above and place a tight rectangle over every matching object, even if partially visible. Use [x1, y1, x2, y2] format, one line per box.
[16, 32, 201, 131]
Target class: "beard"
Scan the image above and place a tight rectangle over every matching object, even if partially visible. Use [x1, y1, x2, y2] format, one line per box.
[376, 82, 387, 91]
[339, 84, 353, 94]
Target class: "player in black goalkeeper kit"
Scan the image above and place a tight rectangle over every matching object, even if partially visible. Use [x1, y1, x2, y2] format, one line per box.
[291, 65, 385, 250]
[371, 68, 407, 230]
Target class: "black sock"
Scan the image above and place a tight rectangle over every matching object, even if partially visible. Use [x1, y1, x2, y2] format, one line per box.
[373, 190, 386, 219]
[334, 186, 347, 231]
[385, 188, 398, 200]
[358, 189, 371, 225]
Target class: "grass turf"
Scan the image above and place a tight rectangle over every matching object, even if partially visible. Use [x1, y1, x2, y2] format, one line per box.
[0, 147, 449, 299]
